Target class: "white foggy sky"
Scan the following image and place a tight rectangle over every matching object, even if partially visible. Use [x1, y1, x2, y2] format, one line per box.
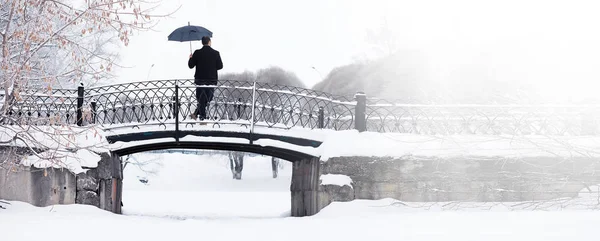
[115, 0, 600, 100]
[116, 0, 372, 87]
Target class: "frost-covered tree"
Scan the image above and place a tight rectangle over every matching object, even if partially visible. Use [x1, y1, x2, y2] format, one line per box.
[221, 70, 255, 83]
[255, 66, 304, 87]
[314, 17, 530, 104]
[0, 0, 170, 169]
[0, 0, 166, 92]
[312, 62, 368, 97]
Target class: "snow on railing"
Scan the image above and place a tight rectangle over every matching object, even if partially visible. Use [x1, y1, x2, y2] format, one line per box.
[3, 79, 598, 136]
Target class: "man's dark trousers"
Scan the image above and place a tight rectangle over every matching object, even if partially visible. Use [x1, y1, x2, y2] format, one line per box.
[194, 82, 215, 120]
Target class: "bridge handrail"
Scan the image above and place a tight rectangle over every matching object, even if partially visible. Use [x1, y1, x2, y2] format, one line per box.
[83, 79, 355, 102]
[1, 79, 600, 136]
[76, 80, 354, 131]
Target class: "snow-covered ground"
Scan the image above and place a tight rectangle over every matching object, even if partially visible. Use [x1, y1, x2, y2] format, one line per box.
[121, 152, 292, 218]
[3, 152, 600, 241]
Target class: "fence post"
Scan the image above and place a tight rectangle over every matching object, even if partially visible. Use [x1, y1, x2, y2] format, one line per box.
[76, 83, 84, 126]
[318, 106, 324, 129]
[90, 100, 97, 124]
[174, 84, 180, 144]
[171, 96, 176, 119]
[354, 92, 366, 132]
[250, 82, 257, 135]
[237, 98, 242, 119]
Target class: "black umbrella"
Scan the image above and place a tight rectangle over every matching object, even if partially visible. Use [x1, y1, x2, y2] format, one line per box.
[168, 22, 213, 53]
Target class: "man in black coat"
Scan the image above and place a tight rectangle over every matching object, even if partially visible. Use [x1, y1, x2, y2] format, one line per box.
[188, 36, 223, 120]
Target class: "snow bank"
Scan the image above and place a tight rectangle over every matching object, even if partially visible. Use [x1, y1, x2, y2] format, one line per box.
[0, 126, 110, 151]
[22, 149, 101, 174]
[4, 195, 600, 241]
[0, 126, 109, 174]
[123, 152, 292, 192]
[317, 130, 600, 161]
[320, 174, 353, 188]
[5, 151, 600, 241]
[121, 152, 293, 219]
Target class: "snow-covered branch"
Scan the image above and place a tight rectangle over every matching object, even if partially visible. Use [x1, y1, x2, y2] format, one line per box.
[0, 0, 172, 169]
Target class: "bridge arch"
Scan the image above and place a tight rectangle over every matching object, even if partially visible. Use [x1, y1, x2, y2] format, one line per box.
[113, 141, 315, 162]
[105, 129, 323, 217]
[106, 129, 321, 161]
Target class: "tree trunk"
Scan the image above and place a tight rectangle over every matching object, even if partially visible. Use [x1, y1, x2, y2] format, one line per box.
[271, 157, 279, 178]
[228, 152, 244, 180]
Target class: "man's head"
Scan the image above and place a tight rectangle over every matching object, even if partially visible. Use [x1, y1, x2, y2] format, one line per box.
[202, 36, 211, 46]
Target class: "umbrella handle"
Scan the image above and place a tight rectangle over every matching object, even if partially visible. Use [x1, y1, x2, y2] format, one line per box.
[189, 41, 192, 54]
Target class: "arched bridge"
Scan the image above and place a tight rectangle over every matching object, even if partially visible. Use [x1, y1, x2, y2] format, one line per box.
[3, 79, 600, 216]
[2, 80, 362, 159]
[1, 79, 366, 217]
[3, 79, 597, 141]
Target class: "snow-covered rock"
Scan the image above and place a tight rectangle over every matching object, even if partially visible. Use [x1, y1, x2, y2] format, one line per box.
[21, 149, 102, 174]
[76, 174, 98, 191]
[76, 191, 99, 207]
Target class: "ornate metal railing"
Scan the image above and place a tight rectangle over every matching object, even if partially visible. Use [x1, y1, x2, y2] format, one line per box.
[364, 98, 600, 135]
[0, 87, 79, 126]
[0, 79, 598, 136]
[78, 80, 355, 132]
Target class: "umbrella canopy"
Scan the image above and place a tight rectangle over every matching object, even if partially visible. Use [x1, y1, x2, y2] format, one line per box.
[168, 24, 213, 42]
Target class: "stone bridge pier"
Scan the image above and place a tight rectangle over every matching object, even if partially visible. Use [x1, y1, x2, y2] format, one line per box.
[77, 152, 324, 217]
[72, 152, 123, 214]
[0, 148, 124, 213]
[290, 157, 321, 216]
